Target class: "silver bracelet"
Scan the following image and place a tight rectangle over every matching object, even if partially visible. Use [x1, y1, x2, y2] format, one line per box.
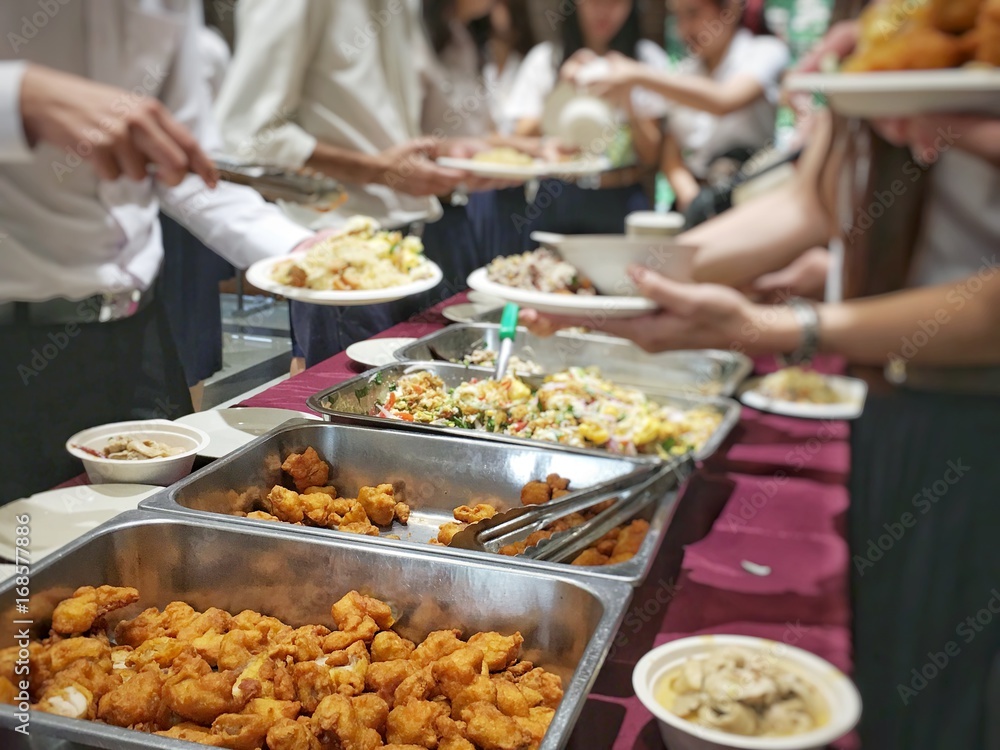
[780, 297, 821, 366]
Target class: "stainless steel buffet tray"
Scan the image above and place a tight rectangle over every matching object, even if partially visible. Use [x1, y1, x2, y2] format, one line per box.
[142, 420, 684, 585]
[395, 323, 753, 397]
[307, 361, 742, 462]
[0, 511, 632, 750]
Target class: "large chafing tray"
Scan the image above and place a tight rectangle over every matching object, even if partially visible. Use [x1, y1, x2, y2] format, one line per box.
[306, 362, 741, 463]
[395, 323, 752, 397]
[142, 420, 686, 586]
[0, 511, 631, 750]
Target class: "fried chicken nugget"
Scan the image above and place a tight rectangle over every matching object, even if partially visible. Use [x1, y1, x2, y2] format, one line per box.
[410, 629, 465, 666]
[366, 659, 419, 707]
[246, 510, 281, 522]
[545, 474, 570, 492]
[282, 447, 330, 492]
[290, 660, 334, 713]
[97, 667, 171, 729]
[163, 656, 260, 724]
[494, 678, 530, 718]
[571, 548, 610, 566]
[453, 504, 497, 524]
[438, 739, 476, 750]
[371, 631, 416, 662]
[392, 666, 437, 705]
[328, 591, 395, 645]
[312, 694, 383, 750]
[977, 0, 1000, 64]
[519, 481, 551, 506]
[516, 668, 563, 709]
[608, 519, 650, 564]
[127, 636, 197, 670]
[328, 640, 370, 696]
[436, 522, 466, 545]
[352, 693, 390, 734]
[930, 0, 984, 33]
[266, 717, 323, 750]
[115, 601, 199, 645]
[394, 502, 411, 524]
[51, 585, 139, 634]
[48, 636, 111, 672]
[467, 632, 523, 672]
[176, 607, 234, 667]
[461, 702, 533, 750]
[38, 651, 120, 702]
[210, 699, 301, 750]
[267, 486, 307, 524]
[269, 624, 331, 664]
[357, 484, 398, 526]
[515, 706, 556, 745]
[36, 681, 98, 720]
[386, 699, 450, 747]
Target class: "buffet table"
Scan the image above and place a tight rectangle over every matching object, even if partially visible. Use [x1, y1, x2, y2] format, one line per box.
[242, 294, 858, 750]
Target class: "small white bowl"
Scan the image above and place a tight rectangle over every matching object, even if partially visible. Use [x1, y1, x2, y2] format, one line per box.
[531, 232, 698, 295]
[632, 635, 861, 750]
[66, 419, 209, 486]
[626, 210, 686, 238]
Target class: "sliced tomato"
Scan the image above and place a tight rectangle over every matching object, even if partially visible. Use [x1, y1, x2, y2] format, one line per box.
[398, 412, 415, 422]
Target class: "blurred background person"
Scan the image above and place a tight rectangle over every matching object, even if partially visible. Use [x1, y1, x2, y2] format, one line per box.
[569, 0, 790, 225]
[475, 0, 538, 136]
[506, 0, 670, 235]
[215, 0, 473, 368]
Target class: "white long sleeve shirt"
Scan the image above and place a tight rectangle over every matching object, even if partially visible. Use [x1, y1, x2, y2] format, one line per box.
[0, 0, 313, 304]
[214, 0, 440, 231]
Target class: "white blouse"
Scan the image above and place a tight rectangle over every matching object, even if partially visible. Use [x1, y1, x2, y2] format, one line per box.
[483, 51, 524, 136]
[665, 29, 790, 179]
[420, 21, 495, 139]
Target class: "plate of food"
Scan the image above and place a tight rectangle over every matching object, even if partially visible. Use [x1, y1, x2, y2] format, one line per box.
[0, 483, 160, 561]
[437, 150, 611, 180]
[174, 407, 322, 458]
[785, 0, 1000, 117]
[246, 215, 443, 306]
[738, 367, 868, 420]
[468, 249, 658, 319]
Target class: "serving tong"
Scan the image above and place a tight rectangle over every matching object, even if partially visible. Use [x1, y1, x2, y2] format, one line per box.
[213, 158, 348, 211]
[449, 456, 692, 562]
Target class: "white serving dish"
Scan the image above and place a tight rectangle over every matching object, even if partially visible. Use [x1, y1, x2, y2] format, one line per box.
[66, 419, 209, 485]
[633, 635, 862, 750]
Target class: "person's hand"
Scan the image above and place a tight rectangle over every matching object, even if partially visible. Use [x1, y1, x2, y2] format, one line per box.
[19, 64, 217, 187]
[574, 51, 644, 101]
[559, 49, 601, 83]
[749, 247, 830, 303]
[519, 266, 759, 353]
[375, 138, 467, 196]
[794, 20, 859, 74]
[872, 113, 1000, 167]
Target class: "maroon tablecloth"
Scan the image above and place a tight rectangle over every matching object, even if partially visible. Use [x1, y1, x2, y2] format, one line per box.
[241, 294, 857, 750]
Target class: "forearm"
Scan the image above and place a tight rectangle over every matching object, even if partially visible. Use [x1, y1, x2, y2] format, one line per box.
[632, 68, 753, 116]
[665, 165, 699, 208]
[941, 114, 1000, 168]
[306, 142, 384, 185]
[747, 273, 1000, 366]
[628, 112, 662, 167]
[688, 179, 829, 286]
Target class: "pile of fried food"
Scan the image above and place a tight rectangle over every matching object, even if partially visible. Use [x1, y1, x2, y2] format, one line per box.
[660, 647, 826, 737]
[270, 216, 435, 292]
[843, 0, 1000, 71]
[1, 585, 563, 750]
[240, 447, 410, 537]
[432, 473, 650, 567]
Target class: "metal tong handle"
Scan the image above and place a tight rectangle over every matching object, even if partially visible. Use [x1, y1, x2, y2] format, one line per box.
[525, 457, 693, 562]
[492, 303, 520, 379]
[449, 465, 659, 553]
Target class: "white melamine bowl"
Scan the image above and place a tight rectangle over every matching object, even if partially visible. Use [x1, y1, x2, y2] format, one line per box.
[632, 635, 861, 750]
[66, 419, 209, 486]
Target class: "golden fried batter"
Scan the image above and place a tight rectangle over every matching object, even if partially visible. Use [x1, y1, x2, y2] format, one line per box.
[330, 591, 395, 642]
[357, 484, 398, 526]
[453, 504, 497, 524]
[371, 631, 416, 662]
[290, 661, 334, 714]
[312, 694, 382, 750]
[571, 549, 610, 566]
[163, 656, 259, 724]
[386, 699, 449, 747]
[436, 522, 467, 545]
[461, 702, 533, 750]
[156, 722, 229, 746]
[467, 632, 523, 673]
[115, 600, 199, 645]
[519, 481, 551, 506]
[366, 659, 419, 707]
[352, 693, 389, 734]
[410, 629, 465, 666]
[97, 667, 170, 729]
[281, 447, 330, 492]
[930, 0, 984, 33]
[267, 486, 307, 524]
[51, 585, 139, 634]
[266, 717, 323, 750]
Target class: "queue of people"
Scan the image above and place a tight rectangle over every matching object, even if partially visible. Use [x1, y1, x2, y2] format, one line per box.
[2, 1, 999, 748]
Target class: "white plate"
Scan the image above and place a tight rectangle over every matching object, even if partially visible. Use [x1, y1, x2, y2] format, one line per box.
[175, 408, 321, 459]
[467, 267, 657, 319]
[0, 484, 159, 561]
[436, 155, 611, 180]
[0, 564, 16, 582]
[441, 302, 501, 323]
[738, 374, 868, 420]
[346, 337, 417, 369]
[245, 255, 443, 306]
[786, 69, 1000, 118]
[466, 290, 506, 306]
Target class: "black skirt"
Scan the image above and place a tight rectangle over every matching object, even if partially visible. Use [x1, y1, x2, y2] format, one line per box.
[850, 386, 1000, 749]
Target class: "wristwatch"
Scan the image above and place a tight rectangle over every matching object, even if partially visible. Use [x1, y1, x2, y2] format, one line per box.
[780, 297, 821, 366]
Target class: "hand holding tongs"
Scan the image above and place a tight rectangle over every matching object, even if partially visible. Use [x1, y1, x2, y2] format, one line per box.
[448, 456, 692, 561]
[213, 158, 347, 211]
